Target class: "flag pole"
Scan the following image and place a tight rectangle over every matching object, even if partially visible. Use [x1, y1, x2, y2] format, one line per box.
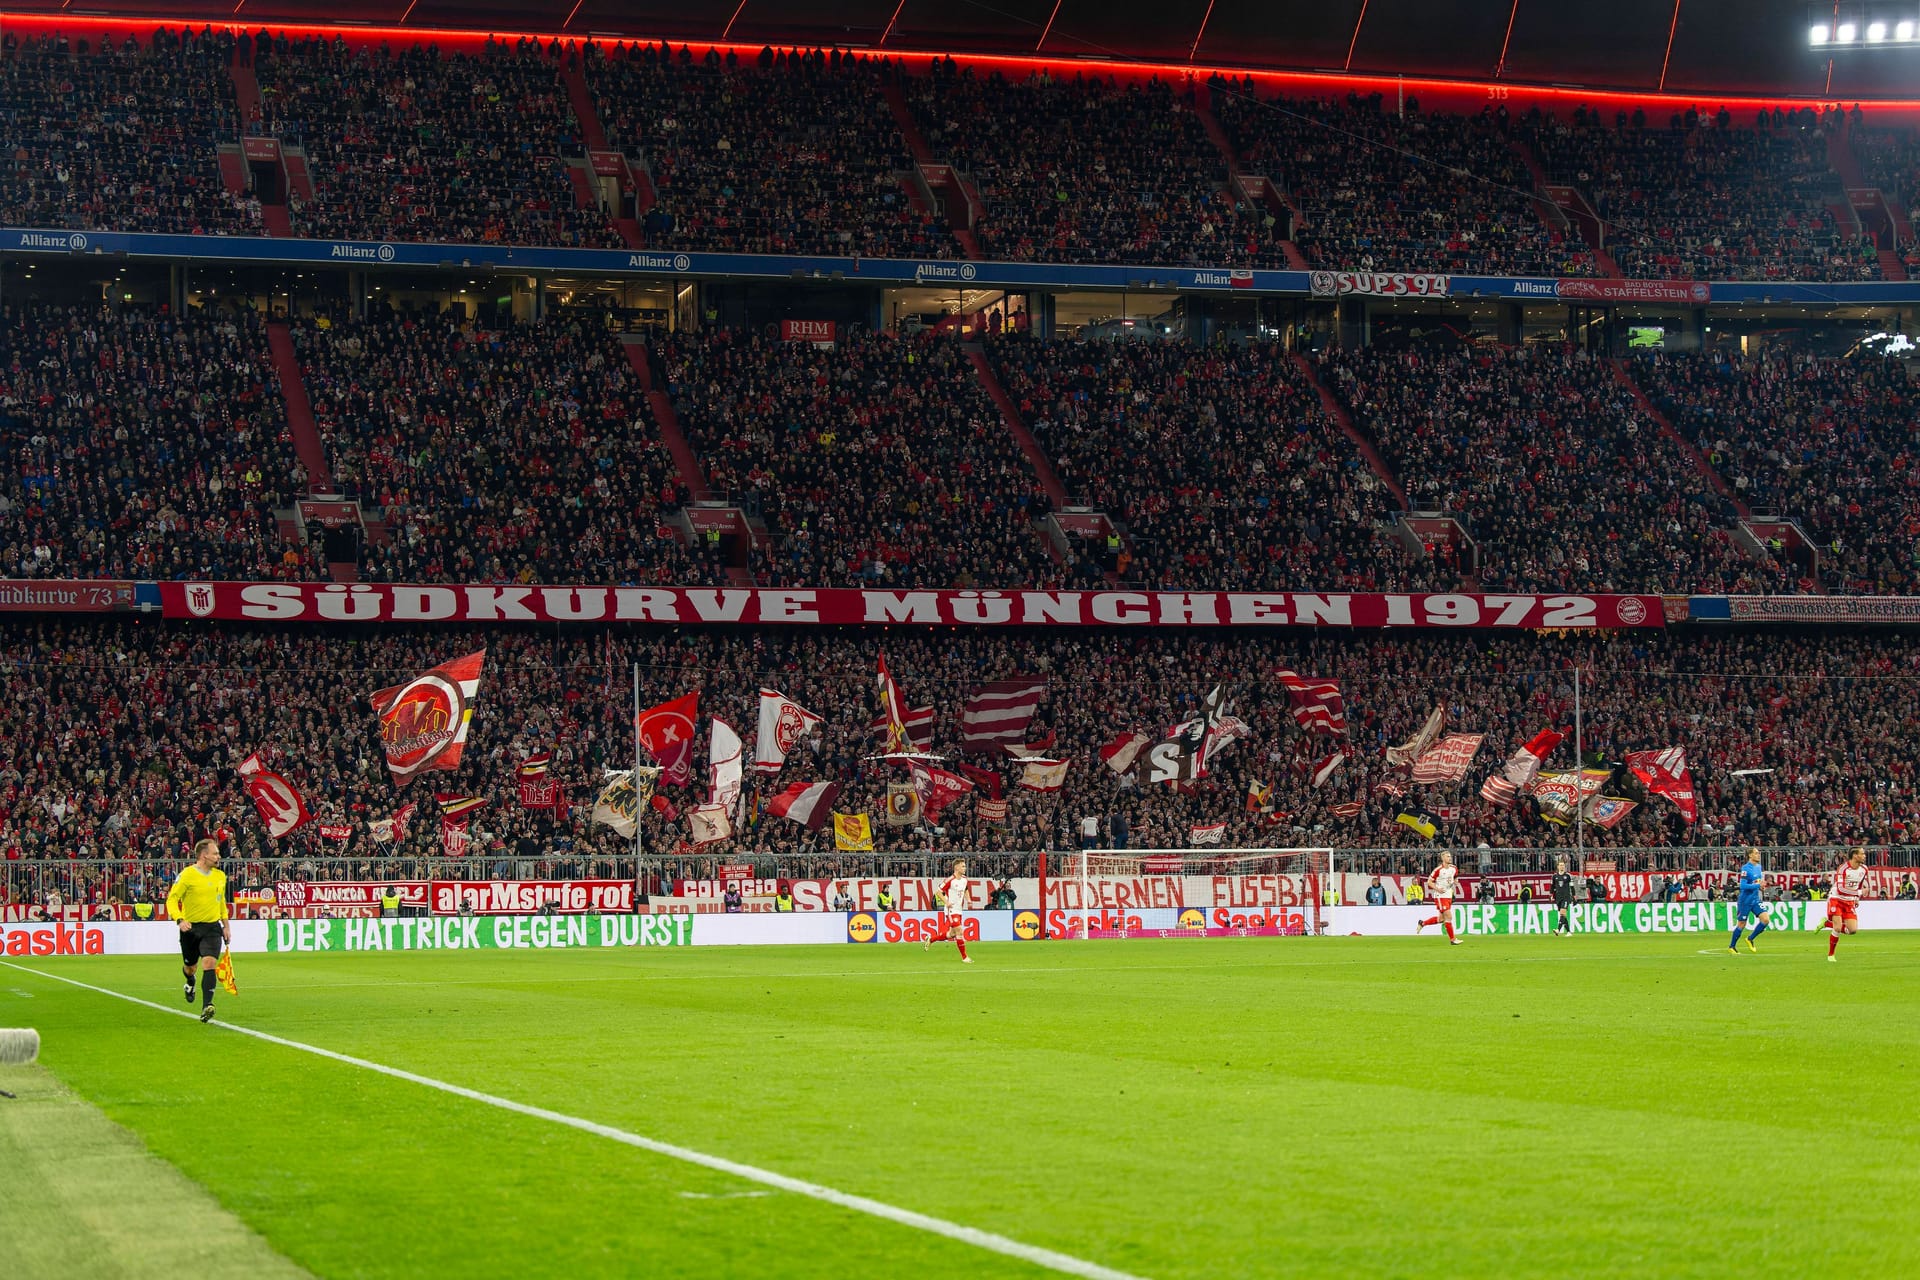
[1573, 663, 1585, 864]
[633, 661, 645, 902]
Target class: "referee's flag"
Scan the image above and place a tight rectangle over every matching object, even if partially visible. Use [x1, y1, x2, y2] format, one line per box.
[215, 952, 238, 995]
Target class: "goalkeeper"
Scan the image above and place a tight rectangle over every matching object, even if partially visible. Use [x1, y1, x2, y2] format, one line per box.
[167, 837, 231, 1024]
[1552, 857, 1575, 937]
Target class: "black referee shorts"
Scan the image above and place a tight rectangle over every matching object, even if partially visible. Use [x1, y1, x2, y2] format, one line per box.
[180, 921, 224, 964]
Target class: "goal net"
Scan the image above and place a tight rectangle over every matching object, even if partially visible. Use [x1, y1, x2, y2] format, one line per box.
[1051, 847, 1332, 939]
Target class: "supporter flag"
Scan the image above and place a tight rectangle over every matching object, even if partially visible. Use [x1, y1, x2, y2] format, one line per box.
[1328, 800, 1366, 819]
[1276, 670, 1346, 735]
[592, 768, 657, 839]
[1173, 685, 1230, 760]
[236, 752, 313, 839]
[1099, 731, 1149, 775]
[958, 762, 1004, 801]
[1586, 795, 1639, 830]
[1017, 758, 1069, 793]
[372, 650, 486, 783]
[959, 678, 1049, 753]
[1246, 780, 1274, 813]
[885, 782, 921, 826]
[868, 706, 935, 752]
[833, 812, 874, 852]
[1022, 726, 1057, 755]
[911, 762, 974, 822]
[1386, 706, 1445, 768]
[435, 794, 486, 857]
[709, 718, 745, 821]
[1374, 773, 1410, 798]
[316, 824, 354, 843]
[876, 654, 913, 754]
[754, 689, 823, 773]
[1532, 770, 1610, 826]
[1409, 734, 1485, 785]
[517, 752, 559, 811]
[214, 951, 238, 997]
[1310, 749, 1346, 789]
[976, 797, 1009, 824]
[1504, 728, 1565, 787]
[1626, 747, 1698, 824]
[636, 691, 701, 787]
[1396, 811, 1439, 840]
[1481, 775, 1520, 808]
[766, 781, 841, 831]
[369, 802, 416, 844]
[688, 802, 732, 847]
[1189, 822, 1227, 847]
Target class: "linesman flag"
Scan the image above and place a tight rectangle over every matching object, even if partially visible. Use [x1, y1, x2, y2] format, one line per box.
[214, 951, 237, 996]
[833, 812, 874, 852]
[372, 649, 486, 782]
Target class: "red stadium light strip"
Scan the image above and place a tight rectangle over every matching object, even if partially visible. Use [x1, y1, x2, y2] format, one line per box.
[1035, 0, 1062, 54]
[562, 0, 585, 31]
[4, 9, 1920, 112]
[879, 0, 908, 47]
[1495, 0, 1520, 78]
[1344, 0, 1370, 73]
[1189, 0, 1216, 62]
[1658, 0, 1681, 92]
[721, 0, 749, 41]
[399, 0, 418, 25]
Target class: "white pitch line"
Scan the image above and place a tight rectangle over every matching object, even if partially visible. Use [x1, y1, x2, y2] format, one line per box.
[0, 960, 1147, 1280]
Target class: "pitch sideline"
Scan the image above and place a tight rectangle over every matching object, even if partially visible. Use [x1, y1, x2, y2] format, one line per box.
[0, 959, 1148, 1280]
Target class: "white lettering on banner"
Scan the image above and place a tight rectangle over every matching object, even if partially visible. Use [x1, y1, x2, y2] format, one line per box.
[155, 585, 1664, 630]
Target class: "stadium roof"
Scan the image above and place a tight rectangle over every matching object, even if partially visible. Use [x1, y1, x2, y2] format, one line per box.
[3, 1, 1915, 102]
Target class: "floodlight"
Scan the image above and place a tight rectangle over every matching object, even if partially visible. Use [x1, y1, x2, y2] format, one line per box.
[1900, 20, 1916, 39]
[1810, 23, 1830, 44]
[1868, 21, 1887, 41]
[1838, 22, 1858, 40]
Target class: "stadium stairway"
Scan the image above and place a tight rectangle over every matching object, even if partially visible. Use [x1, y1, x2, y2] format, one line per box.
[228, 56, 294, 237]
[265, 324, 334, 496]
[882, 76, 981, 259]
[964, 347, 1068, 508]
[1509, 138, 1587, 262]
[1193, 87, 1310, 270]
[1609, 357, 1753, 522]
[558, 54, 644, 247]
[619, 337, 712, 504]
[1541, 183, 1623, 277]
[1292, 354, 1408, 510]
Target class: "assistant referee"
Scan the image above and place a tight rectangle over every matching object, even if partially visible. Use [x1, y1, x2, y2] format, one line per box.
[167, 838, 230, 1024]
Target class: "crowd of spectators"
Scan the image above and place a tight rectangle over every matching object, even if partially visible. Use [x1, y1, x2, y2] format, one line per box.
[984, 335, 1438, 591]
[588, 42, 950, 258]
[1849, 123, 1920, 271]
[7, 621, 1920, 911]
[0, 302, 308, 581]
[1213, 86, 1583, 277]
[909, 62, 1263, 267]
[1525, 105, 1877, 281]
[293, 305, 712, 586]
[652, 324, 1062, 587]
[1318, 344, 1796, 594]
[1633, 349, 1920, 593]
[0, 26, 260, 235]
[251, 34, 621, 248]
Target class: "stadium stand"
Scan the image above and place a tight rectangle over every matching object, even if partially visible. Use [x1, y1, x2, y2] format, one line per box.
[0, 26, 261, 235]
[291, 307, 711, 586]
[0, 303, 308, 581]
[586, 43, 950, 258]
[250, 34, 622, 248]
[2, 622, 1913, 906]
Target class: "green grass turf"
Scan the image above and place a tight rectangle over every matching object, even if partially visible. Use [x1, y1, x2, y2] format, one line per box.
[3, 933, 1919, 1280]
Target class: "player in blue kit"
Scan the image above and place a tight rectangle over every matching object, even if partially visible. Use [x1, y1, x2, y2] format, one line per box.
[1729, 847, 1771, 953]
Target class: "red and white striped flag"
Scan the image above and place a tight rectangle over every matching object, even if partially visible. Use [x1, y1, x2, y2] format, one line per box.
[959, 678, 1048, 753]
[868, 705, 934, 752]
[1276, 669, 1345, 735]
[1504, 728, 1564, 787]
[1328, 800, 1365, 818]
[1481, 775, 1520, 807]
[1310, 748, 1346, 788]
[765, 781, 840, 830]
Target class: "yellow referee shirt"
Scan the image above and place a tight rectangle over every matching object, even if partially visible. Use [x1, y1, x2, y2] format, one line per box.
[166, 865, 229, 923]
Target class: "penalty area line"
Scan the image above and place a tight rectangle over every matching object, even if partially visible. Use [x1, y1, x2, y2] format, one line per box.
[0, 960, 1147, 1280]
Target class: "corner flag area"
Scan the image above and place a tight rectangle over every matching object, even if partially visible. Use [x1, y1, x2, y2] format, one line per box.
[3, 935, 1917, 1279]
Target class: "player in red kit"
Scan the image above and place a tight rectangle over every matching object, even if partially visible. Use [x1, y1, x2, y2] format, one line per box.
[923, 859, 973, 963]
[1818, 847, 1871, 961]
[1414, 851, 1462, 945]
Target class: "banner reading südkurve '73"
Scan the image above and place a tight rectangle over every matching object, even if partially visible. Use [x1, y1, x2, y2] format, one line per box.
[268, 914, 693, 953]
[1445, 901, 1828, 936]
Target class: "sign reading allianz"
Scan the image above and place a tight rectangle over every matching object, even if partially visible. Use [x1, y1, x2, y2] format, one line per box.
[158, 582, 1664, 630]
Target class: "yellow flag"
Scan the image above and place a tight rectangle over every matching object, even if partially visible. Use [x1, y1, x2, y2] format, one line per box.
[832, 812, 873, 852]
[1395, 812, 1438, 841]
[215, 952, 238, 996]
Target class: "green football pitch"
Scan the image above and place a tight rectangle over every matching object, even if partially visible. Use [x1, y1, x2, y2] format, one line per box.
[3, 933, 1919, 1280]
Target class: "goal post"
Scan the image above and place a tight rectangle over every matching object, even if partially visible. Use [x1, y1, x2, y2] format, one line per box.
[1054, 847, 1333, 938]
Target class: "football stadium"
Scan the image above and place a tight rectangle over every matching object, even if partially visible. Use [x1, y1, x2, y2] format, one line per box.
[3, 1, 1920, 1276]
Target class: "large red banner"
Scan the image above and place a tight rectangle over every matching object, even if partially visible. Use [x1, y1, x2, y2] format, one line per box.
[273, 881, 429, 911]
[156, 583, 1664, 630]
[431, 879, 637, 915]
[1555, 278, 1710, 304]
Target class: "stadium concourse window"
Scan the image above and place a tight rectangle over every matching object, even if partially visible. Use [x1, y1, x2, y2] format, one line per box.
[8, 620, 1920, 909]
